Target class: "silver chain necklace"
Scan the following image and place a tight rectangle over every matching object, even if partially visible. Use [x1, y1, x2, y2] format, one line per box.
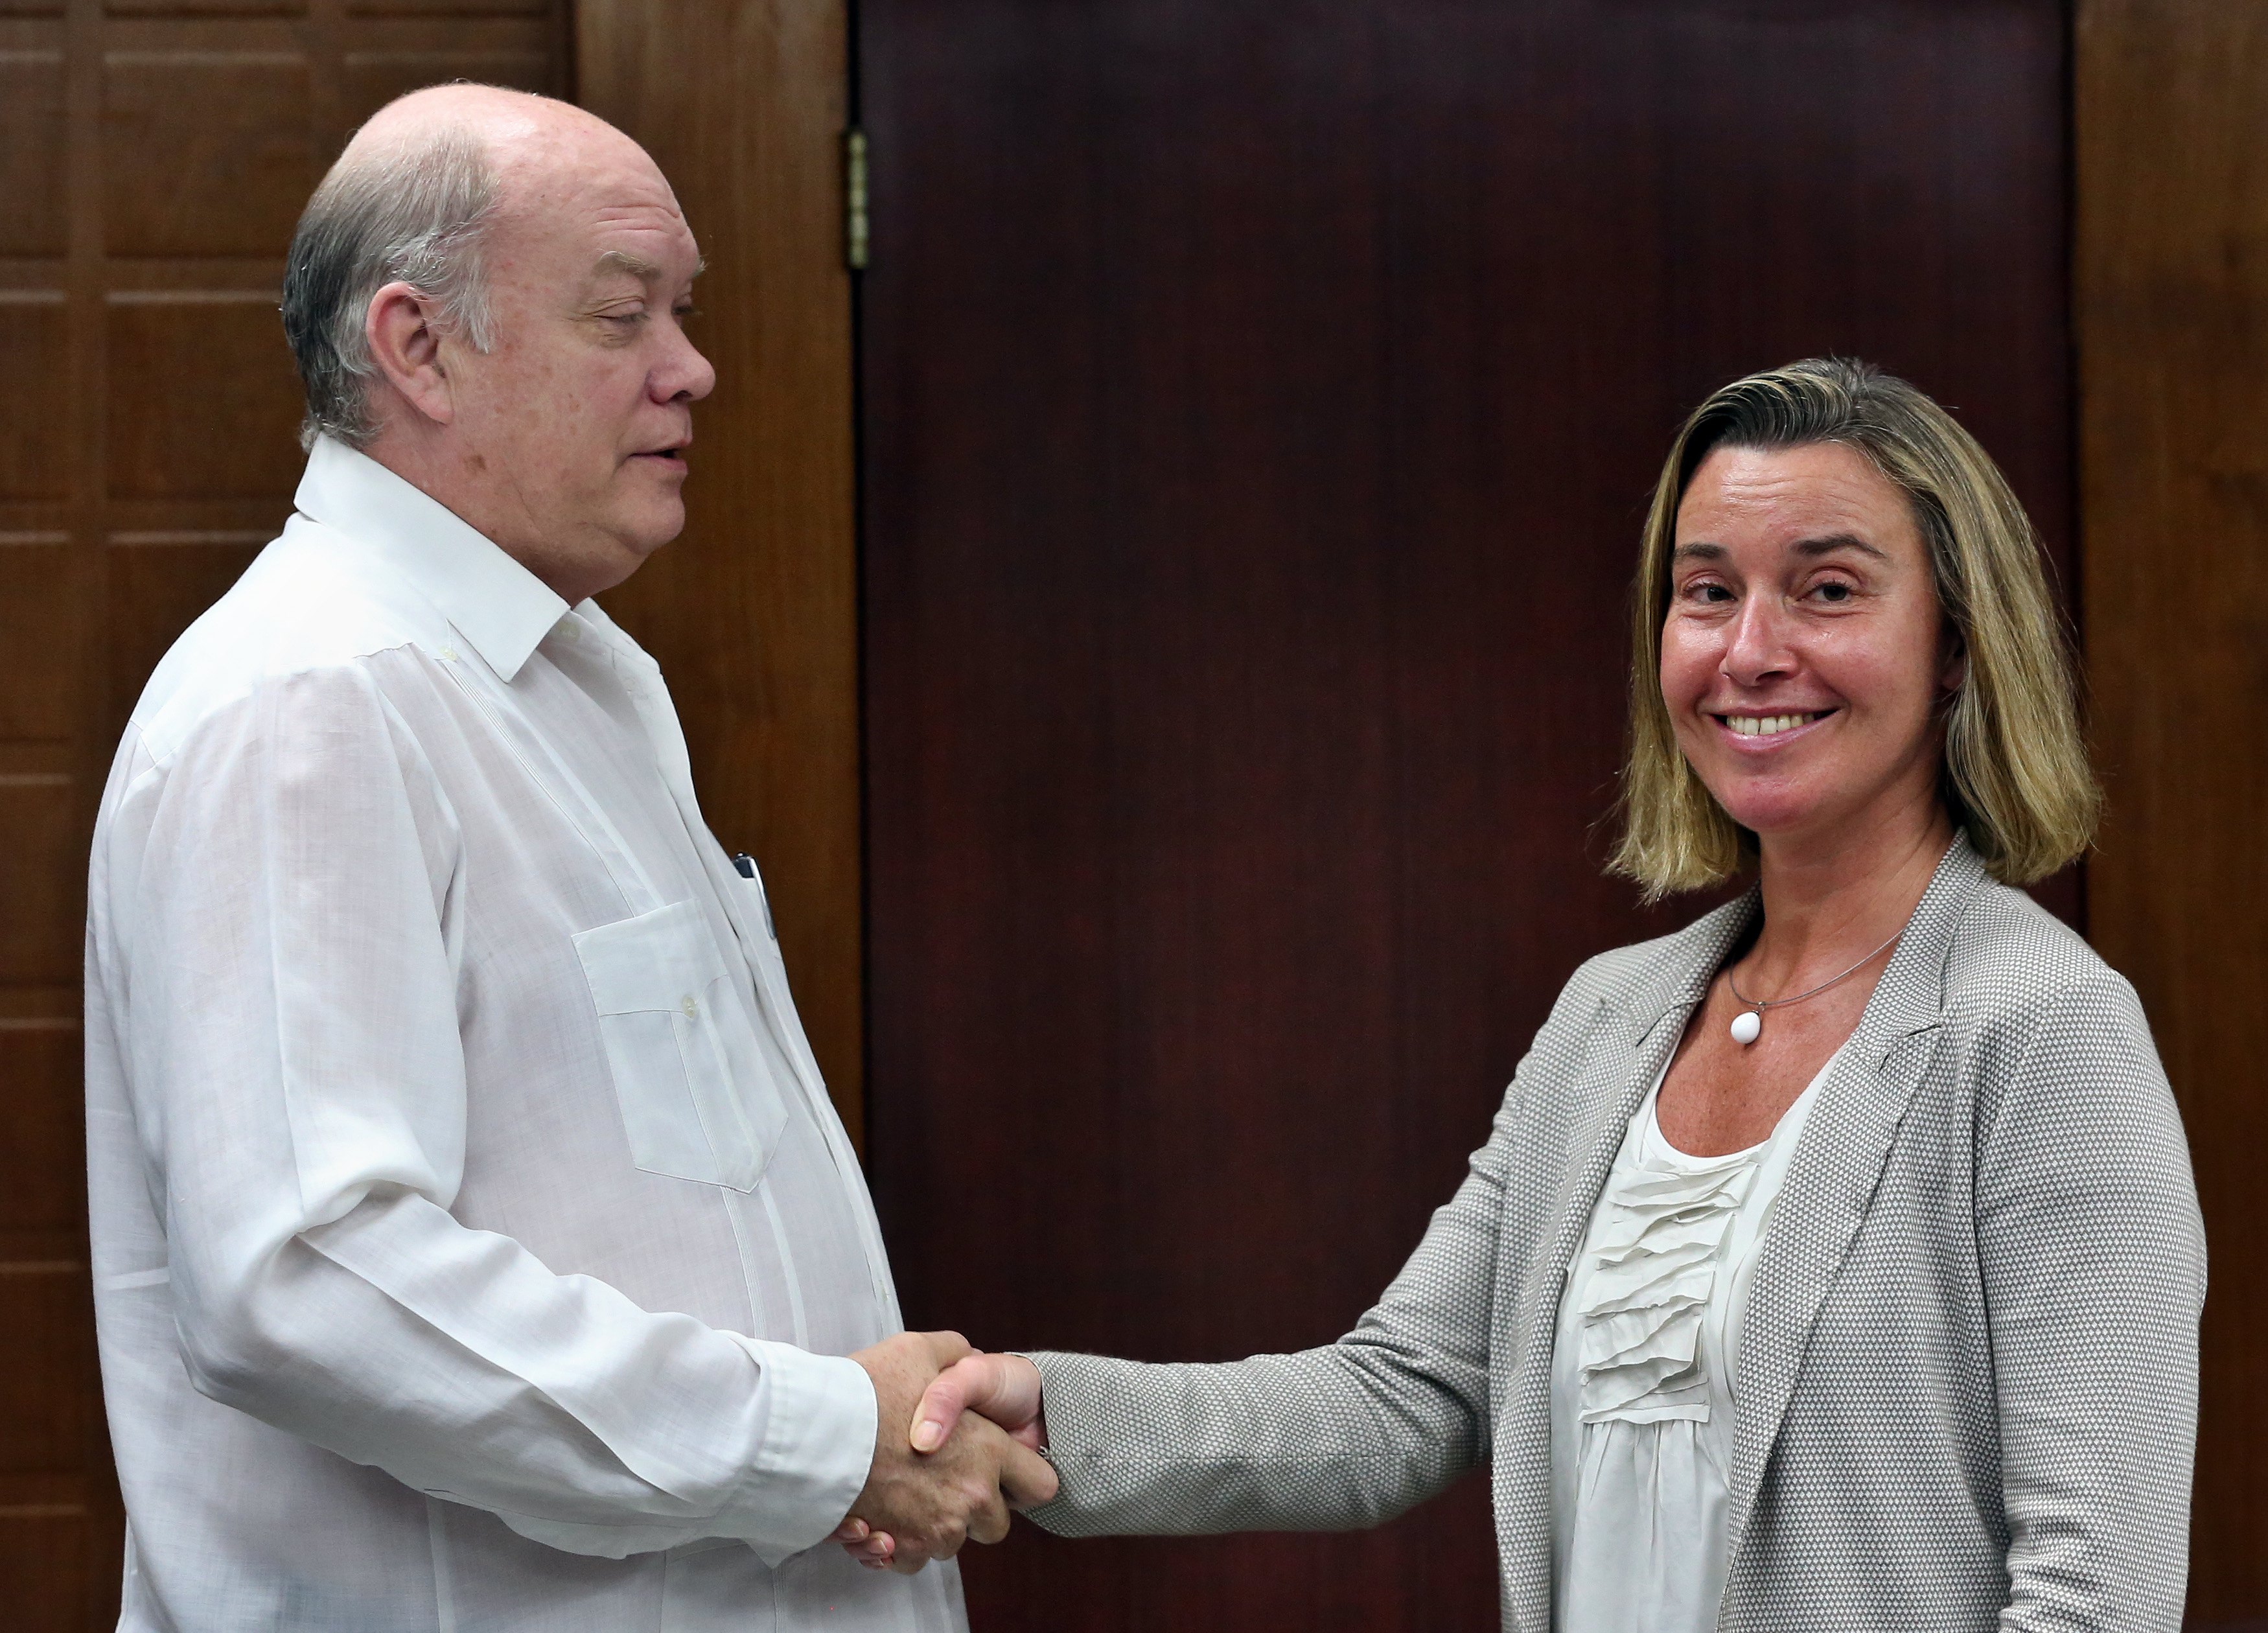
[1724, 929, 1903, 1046]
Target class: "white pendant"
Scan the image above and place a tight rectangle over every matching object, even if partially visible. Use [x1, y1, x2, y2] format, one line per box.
[1729, 1010, 1763, 1046]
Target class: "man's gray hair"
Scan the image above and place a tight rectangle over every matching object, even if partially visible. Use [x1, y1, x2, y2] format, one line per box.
[281, 121, 500, 450]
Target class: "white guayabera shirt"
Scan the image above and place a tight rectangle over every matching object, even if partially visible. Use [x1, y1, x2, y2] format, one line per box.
[84, 438, 967, 1633]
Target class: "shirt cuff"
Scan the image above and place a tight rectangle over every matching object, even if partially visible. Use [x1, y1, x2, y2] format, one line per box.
[715, 1336, 877, 1567]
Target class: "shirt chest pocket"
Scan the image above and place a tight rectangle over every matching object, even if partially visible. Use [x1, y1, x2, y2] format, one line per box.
[573, 899, 789, 1192]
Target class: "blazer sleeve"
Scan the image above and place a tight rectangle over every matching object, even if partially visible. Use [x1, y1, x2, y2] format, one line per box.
[1015, 959, 1614, 1538]
[1975, 973, 2206, 1631]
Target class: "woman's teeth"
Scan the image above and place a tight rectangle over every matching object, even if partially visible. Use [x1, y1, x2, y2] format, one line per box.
[1723, 712, 1823, 737]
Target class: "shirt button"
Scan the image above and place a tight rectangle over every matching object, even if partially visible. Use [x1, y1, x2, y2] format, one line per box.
[681, 995, 699, 1017]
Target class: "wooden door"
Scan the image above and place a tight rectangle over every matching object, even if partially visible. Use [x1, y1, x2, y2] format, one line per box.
[2077, 3, 2268, 1619]
[0, 3, 568, 1623]
[856, 3, 2075, 1627]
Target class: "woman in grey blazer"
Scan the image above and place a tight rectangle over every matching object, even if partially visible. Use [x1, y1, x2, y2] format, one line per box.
[842, 360, 2206, 1631]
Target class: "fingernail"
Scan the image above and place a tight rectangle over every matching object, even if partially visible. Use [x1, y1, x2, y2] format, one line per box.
[910, 1420, 943, 1452]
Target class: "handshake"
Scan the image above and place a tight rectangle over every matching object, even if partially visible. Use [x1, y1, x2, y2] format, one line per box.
[839, 1332, 1051, 1571]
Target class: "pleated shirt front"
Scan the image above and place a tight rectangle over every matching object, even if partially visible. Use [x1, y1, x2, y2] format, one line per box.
[1548, 1051, 1838, 1633]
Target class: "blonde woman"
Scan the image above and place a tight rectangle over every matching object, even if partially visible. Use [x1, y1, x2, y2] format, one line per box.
[842, 360, 2206, 1631]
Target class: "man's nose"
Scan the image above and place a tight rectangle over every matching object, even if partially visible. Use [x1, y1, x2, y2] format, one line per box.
[1721, 593, 1795, 686]
[656, 325, 717, 404]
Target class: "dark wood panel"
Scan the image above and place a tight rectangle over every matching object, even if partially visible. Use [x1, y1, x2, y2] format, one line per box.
[0, 778, 82, 984]
[340, 46, 552, 117]
[0, 1494, 93, 1633]
[0, 52, 67, 257]
[2076, 1, 2268, 1617]
[347, 0, 546, 16]
[0, 1274, 93, 1474]
[859, 3, 2073, 1626]
[0, 1029, 82, 1248]
[0, 299, 71, 502]
[102, 53, 312, 258]
[104, 0, 301, 14]
[580, 0, 866, 1143]
[104, 298, 302, 500]
[0, 544, 78, 740]
[961, 1479, 1496, 1633]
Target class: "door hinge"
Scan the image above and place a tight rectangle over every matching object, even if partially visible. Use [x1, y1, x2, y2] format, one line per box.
[843, 127, 870, 272]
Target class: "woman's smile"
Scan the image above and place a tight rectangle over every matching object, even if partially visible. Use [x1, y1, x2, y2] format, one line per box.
[1709, 707, 1837, 746]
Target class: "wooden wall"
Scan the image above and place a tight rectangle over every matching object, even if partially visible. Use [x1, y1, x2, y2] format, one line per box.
[857, 3, 2074, 1627]
[2076, 2, 2268, 1619]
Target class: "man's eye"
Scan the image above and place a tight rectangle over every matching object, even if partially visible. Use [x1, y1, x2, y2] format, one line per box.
[1814, 581, 1853, 603]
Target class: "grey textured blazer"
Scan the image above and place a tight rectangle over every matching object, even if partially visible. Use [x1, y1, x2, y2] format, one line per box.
[1025, 838, 2206, 1630]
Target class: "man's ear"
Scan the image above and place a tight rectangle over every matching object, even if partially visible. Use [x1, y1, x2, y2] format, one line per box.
[365, 281, 456, 428]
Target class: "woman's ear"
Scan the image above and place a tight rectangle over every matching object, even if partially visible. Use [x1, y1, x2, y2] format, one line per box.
[1938, 625, 1969, 698]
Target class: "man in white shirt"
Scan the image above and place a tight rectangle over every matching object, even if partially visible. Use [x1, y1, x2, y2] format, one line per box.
[84, 84, 1048, 1632]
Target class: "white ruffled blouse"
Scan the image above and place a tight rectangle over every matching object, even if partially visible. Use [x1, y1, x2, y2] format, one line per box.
[1548, 1048, 1840, 1633]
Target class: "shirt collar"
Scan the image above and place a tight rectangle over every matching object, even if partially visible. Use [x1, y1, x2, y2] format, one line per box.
[294, 435, 572, 682]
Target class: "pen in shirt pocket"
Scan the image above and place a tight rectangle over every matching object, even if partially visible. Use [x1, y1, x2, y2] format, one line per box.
[732, 853, 776, 939]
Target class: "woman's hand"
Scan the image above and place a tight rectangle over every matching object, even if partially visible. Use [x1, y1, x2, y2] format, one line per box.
[834, 1353, 1047, 1569]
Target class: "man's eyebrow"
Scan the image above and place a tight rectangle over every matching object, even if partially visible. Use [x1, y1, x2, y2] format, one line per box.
[1793, 532, 1890, 561]
[594, 249, 665, 281]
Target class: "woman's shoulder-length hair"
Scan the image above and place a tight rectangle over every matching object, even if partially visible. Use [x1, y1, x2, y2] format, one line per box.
[1610, 357, 2100, 898]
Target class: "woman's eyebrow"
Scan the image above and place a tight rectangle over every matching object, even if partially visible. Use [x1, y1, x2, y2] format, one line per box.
[1671, 541, 1728, 562]
[1794, 532, 1889, 561]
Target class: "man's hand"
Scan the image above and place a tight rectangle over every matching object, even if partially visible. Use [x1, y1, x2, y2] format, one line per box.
[835, 1350, 1048, 1570]
[839, 1333, 1056, 1573]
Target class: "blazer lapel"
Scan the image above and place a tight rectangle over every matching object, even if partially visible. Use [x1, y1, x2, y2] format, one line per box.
[1723, 837, 1991, 1552]
[1496, 892, 1759, 1633]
